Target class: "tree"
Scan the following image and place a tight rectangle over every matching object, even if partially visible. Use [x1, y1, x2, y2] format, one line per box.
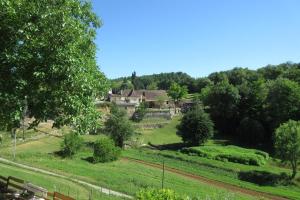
[237, 117, 265, 146]
[146, 82, 158, 90]
[274, 120, 300, 179]
[266, 78, 300, 132]
[156, 95, 168, 109]
[0, 0, 108, 135]
[167, 83, 188, 113]
[93, 138, 121, 163]
[177, 105, 213, 146]
[104, 104, 135, 148]
[201, 81, 240, 135]
[120, 79, 134, 91]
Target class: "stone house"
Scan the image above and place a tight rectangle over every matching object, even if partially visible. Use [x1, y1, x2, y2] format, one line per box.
[109, 89, 170, 109]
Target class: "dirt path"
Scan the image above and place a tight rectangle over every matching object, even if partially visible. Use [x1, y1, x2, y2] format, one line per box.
[123, 157, 289, 200]
[0, 157, 133, 199]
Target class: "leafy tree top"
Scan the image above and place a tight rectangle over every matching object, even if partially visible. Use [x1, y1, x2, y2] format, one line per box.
[167, 83, 188, 102]
[0, 0, 108, 134]
[275, 120, 300, 179]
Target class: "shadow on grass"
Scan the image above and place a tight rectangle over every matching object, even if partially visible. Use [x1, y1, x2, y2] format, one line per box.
[148, 142, 186, 150]
[82, 156, 94, 163]
[52, 150, 66, 158]
[238, 170, 291, 186]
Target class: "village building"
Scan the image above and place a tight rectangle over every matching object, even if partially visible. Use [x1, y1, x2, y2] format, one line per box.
[109, 89, 170, 114]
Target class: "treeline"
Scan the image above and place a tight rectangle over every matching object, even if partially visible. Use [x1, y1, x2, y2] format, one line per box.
[198, 62, 300, 151]
[111, 72, 196, 92]
[112, 62, 300, 151]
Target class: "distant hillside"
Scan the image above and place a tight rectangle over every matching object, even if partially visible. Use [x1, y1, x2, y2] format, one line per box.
[111, 62, 300, 93]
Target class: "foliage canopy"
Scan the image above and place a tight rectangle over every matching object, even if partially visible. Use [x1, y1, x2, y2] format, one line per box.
[274, 120, 300, 179]
[0, 0, 108, 134]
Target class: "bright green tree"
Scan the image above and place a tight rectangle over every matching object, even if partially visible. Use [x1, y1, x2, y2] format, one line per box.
[93, 137, 121, 163]
[274, 120, 300, 179]
[136, 188, 185, 200]
[104, 104, 135, 148]
[167, 83, 188, 113]
[0, 0, 108, 135]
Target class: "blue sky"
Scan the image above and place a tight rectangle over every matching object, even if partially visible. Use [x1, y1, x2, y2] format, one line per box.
[92, 0, 300, 79]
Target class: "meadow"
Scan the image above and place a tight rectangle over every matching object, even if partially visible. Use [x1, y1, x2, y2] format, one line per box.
[0, 116, 299, 199]
[0, 134, 254, 200]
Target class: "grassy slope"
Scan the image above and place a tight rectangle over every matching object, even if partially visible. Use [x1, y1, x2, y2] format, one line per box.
[139, 116, 182, 145]
[0, 163, 121, 200]
[124, 117, 300, 200]
[0, 136, 253, 200]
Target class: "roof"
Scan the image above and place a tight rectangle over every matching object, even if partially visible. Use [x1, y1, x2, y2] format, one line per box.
[113, 89, 168, 101]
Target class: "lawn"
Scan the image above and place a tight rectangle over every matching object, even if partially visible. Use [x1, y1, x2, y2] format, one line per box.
[0, 135, 254, 200]
[1, 116, 298, 199]
[0, 162, 122, 200]
[123, 117, 300, 200]
[138, 116, 182, 145]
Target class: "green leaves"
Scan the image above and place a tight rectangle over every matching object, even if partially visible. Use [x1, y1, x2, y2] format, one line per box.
[0, 0, 108, 134]
[275, 120, 300, 179]
[177, 104, 213, 146]
[104, 104, 135, 148]
[167, 83, 188, 102]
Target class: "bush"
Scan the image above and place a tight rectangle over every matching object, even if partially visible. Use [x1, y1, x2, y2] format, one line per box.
[181, 145, 269, 166]
[239, 170, 290, 186]
[177, 104, 214, 145]
[132, 102, 147, 122]
[136, 188, 185, 200]
[61, 132, 83, 157]
[93, 138, 121, 163]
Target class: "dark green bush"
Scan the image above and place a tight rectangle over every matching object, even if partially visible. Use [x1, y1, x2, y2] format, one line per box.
[177, 104, 214, 145]
[93, 138, 121, 163]
[61, 132, 83, 157]
[239, 170, 290, 186]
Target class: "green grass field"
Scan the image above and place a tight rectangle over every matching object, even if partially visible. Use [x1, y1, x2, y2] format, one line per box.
[0, 162, 122, 200]
[138, 116, 182, 145]
[0, 116, 299, 199]
[0, 135, 254, 200]
[124, 117, 300, 200]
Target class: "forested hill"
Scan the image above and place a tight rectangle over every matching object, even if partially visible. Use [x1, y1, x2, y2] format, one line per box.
[111, 72, 195, 92]
[111, 62, 300, 93]
[112, 62, 300, 151]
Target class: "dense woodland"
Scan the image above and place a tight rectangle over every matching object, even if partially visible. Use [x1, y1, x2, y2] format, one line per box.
[112, 62, 300, 152]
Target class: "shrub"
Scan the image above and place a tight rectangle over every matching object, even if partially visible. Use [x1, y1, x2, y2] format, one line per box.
[181, 145, 269, 166]
[239, 170, 290, 186]
[132, 102, 147, 122]
[136, 188, 185, 200]
[177, 104, 214, 145]
[93, 138, 121, 163]
[61, 132, 83, 157]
